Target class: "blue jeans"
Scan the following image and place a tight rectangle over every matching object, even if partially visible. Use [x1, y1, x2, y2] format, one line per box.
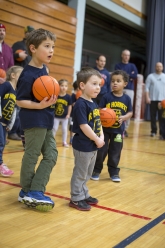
[0, 123, 6, 164]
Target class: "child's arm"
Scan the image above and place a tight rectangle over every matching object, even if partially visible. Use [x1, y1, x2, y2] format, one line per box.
[17, 95, 57, 109]
[80, 124, 105, 148]
[99, 127, 104, 141]
[66, 105, 72, 119]
[118, 111, 133, 125]
[158, 102, 162, 109]
[6, 108, 16, 131]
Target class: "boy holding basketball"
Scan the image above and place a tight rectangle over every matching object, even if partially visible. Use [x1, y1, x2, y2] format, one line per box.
[69, 67, 105, 211]
[16, 29, 58, 211]
[91, 70, 133, 182]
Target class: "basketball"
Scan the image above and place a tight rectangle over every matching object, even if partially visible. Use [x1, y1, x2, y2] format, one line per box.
[76, 89, 82, 99]
[100, 78, 105, 87]
[32, 75, 60, 101]
[100, 108, 116, 127]
[15, 49, 24, 61]
[0, 68, 6, 78]
[161, 99, 165, 109]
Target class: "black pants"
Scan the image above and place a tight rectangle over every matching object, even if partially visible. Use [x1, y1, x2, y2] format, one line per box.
[93, 132, 123, 177]
[150, 101, 162, 135]
[160, 109, 165, 138]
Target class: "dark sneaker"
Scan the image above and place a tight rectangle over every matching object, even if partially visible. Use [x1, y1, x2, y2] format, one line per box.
[23, 191, 54, 211]
[90, 172, 100, 181]
[159, 135, 165, 140]
[69, 200, 91, 211]
[110, 175, 121, 182]
[124, 130, 128, 137]
[18, 189, 27, 203]
[85, 196, 98, 205]
[8, 133, 21, 140]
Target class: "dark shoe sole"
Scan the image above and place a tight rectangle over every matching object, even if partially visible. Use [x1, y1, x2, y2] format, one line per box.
[85, 200, 98, 205]
[69, 202, 91, 211]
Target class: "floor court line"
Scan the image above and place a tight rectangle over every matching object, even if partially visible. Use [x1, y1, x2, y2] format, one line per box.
[1, 179, 163, 223]
[113, 213, 165, 248]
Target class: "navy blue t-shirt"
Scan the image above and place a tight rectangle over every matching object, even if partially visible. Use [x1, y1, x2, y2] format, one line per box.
[72, 97, 102, 152]
[0, 81, 16, 125]
[99, 92, 132, 134]
[16, 65, 55, 130]
[55, 94, 72, 118]
[70, 93, 76, 118]
[94, 67, 111, 95]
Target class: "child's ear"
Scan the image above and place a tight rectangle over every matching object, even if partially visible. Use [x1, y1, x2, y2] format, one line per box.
[11, 72, 15, 79]
[29, 44, 36, 54]
[79, 81, 85, 90]
[124, 82, 128, 88]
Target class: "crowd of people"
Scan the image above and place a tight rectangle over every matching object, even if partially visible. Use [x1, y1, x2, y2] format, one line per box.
[0, 23, 165, 212]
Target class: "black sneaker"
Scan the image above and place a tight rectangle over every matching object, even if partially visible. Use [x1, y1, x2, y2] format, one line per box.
[69, 200, 91, 211]
[85, 196, 98, 205]
[90, 172, 100, 181]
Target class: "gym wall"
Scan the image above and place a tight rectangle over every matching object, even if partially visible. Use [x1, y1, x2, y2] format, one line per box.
[0, 0, 77, 91]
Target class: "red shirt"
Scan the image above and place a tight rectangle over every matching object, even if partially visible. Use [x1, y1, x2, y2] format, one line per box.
[0, 41, 14, 71]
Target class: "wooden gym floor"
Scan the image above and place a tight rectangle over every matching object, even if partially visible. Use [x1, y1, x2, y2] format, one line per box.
[0, 121, 165, 248]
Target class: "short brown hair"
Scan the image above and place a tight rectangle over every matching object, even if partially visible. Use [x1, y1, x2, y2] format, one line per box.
[26, 28, 56, 56]
[77, 67, 102, 88]
[58, 79, 68, 86]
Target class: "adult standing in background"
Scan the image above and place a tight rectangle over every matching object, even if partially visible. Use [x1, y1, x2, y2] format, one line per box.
[145, 62, 165, 138]
[115, 49, 138, 137]
[8, 26, 35, 141]
[94, 55, 110, 104]
[12, 25, 35, 67]
[0, 23, 14, 84]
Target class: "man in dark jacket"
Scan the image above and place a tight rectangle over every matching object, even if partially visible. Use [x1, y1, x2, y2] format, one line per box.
[94, 55, 110, 104]
[8, 26, 35, 141]
[12, 25, 35, 67]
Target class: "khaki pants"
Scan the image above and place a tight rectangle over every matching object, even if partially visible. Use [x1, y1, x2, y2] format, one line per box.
[20, 128, 58, 192]
[70, 149, 97, 201]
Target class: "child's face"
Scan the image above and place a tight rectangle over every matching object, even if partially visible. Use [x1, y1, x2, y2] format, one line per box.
[111, 74, 127, 93]
[31, 38, 55, 64]
[80, 75, 101, 100]
[60, 81, 68, 93]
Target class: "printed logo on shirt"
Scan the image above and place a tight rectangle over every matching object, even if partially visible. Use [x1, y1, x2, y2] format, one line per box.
[114, 134, 122, 142]
[106, 101, 127, 128]
[88, 108, 102, 136]
[55, 103, 64, 116]
[162, 109, 165, 119]
[2, 93, 16, 120]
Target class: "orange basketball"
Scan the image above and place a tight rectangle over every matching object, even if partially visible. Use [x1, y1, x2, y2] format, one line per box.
[100, 108, 116, 127]
[100, 78, 105, 87]
[76, 89, 82, 99]
[15, 49, 24, 61]
[0, 68, 6, 78]
[161, 99, 165, 109]
[32, 75, 60, 101]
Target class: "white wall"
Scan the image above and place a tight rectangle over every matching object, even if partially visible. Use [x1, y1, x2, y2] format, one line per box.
[86, 0, 146, 30]
[121, 0, 147, 14]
